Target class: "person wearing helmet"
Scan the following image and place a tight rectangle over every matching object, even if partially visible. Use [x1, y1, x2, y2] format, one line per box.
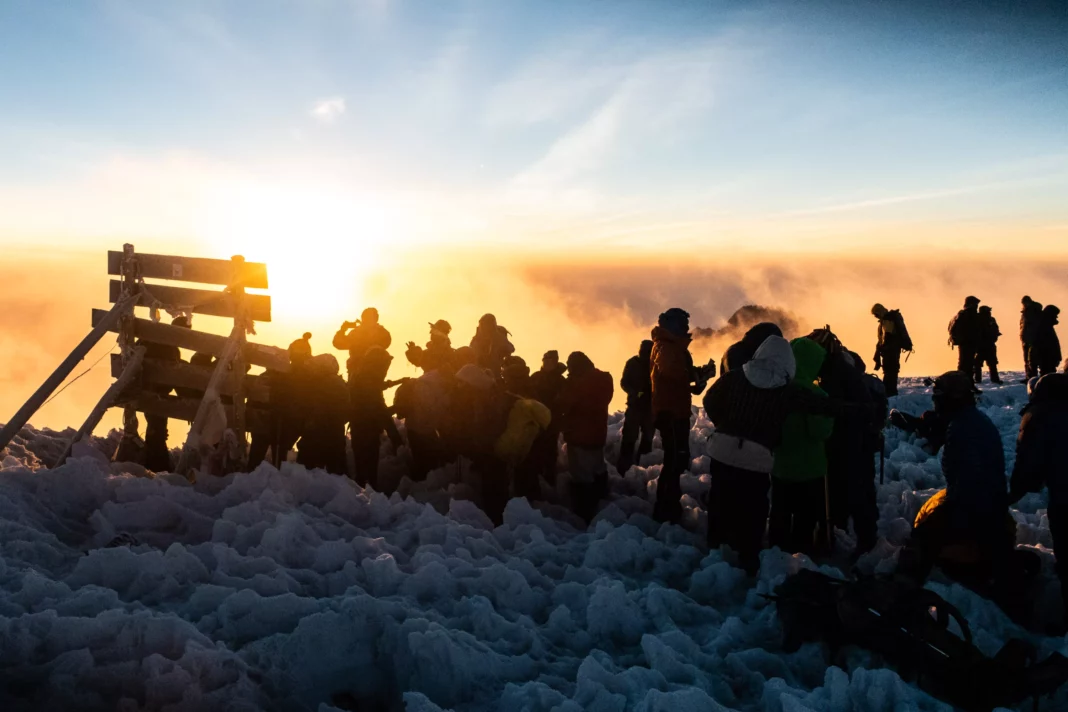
[871, 303, 912, 396]
[333, 307, 392, 379]
[948, 297, 982, 376]
[899, 371, 1010, 586]
[975, 306, 1002, 384]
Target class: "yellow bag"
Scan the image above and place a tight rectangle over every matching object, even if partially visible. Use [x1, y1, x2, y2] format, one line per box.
[494, 399, 552, 465]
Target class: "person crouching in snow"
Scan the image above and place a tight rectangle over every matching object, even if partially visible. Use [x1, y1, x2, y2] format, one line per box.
[650, 308, 715, 524]
[768, 338, 835, 557]
[349, 346, 404, 491]
[296, 354, 351, 475]
[703, 336, 863, 575]
[557, 352, 614, 523]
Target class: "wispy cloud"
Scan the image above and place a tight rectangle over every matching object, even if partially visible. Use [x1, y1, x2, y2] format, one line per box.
[310, 97, 346, 124]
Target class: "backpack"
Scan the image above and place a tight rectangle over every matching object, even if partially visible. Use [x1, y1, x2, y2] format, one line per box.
[888, 309, 913, 351]
[948, 311, 972, 346]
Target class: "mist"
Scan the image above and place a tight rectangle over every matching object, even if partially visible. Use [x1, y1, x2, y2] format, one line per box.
[4, 250, 1068, 442]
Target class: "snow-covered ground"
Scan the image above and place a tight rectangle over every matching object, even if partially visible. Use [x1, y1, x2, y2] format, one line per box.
[1, 374, 1065, 711]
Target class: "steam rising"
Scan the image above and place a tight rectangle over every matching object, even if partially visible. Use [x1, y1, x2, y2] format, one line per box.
[693, 304, 801, 343]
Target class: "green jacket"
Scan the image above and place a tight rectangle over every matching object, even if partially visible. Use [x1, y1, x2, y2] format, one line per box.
[772, 338, 835, 482]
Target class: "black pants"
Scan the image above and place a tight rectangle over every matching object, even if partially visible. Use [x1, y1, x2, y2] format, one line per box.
[956, 347, 978, 377]
[827, 452, 878, 552]
[408, 430, 445, 482]
[144, 415, 171, 472]
[706, 459, 771, 575]
[974, 346, 1000, 383]
[880, 348, 901, 396]
[1023, 343, 1039, 380]
[768, 477, 826, 556]
[618, 403, 654, 471]
[530, 427, 560, 484]
[351, 428, 381, 491]
[653, 413, 691, 524]
[475, 454, 509, 526]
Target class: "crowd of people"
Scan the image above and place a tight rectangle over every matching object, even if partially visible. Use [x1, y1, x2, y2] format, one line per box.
[126, 296, 1068, 617]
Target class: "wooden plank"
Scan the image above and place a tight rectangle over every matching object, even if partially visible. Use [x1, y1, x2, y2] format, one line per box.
[108, 251, 268, 289]
[0, 295, 137, 454]
[124, 395, 270, 431]
[110, 355, 271, 402]
[109, 280, 272, 322]
[177, 326, 244, 475]
[92, 310, 290, 372]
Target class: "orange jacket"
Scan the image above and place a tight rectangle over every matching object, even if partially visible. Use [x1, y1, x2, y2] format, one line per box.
[651, 326, 696, 419]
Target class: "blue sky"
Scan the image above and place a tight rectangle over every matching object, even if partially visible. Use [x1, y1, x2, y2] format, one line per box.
[1, 0, 1066, 255]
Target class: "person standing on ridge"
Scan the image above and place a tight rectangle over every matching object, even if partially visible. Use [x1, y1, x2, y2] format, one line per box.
[948, 296, 982, 377]
[557, 352, 614, 523]
[528, 350, 568, 484]
[333, 308, 392, 380]
[405, 320, 454, 374]
[1035, 305, 1063, 377]
[617, 339, 654, 474]
[469, 313, 515, 377]
[1021, 296, 1044, 381]
[650, 307, 715, 524]
[975, 306, 1002, 384]
[871, 304, 912, 396]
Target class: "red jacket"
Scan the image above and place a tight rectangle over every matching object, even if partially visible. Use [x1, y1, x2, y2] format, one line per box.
[651, 326, 696, 419]
[558, 367, 614, 448]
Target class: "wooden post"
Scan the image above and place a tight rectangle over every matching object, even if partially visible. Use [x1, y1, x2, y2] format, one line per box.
[119, 244, 141, 443]
[229, 255, 250, 463]
[0, 293, 138, 455]
[53, 347, 146, 468]
[175, 325, 243, 476]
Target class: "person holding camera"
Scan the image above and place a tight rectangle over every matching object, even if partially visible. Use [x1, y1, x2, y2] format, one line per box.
[333, 307, 392, 379]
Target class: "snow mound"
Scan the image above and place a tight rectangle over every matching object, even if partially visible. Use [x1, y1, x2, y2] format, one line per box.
[0, 374, 1065, 711]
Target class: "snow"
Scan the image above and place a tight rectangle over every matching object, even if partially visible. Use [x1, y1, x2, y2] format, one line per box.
[1, 375, 1066, 711]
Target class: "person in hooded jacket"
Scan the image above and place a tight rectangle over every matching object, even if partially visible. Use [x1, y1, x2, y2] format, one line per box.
[1020, 296, 1044, 381]
[898, 371, 1010, 585]
[528, 350, 568, 484]
[296, 354, 352, 475]
[703, 335, 863, 574]
[871, 304, 912, 396]
[406, 320, 455, 374]
[334, 308, 392, 379]
[617, 340, 654, 474]
[1010, 373, 1068, 616]
[948, 297, 981, 376]
[349, 346, 403, 491]
[975, 306, 1002, 384]
[650, 308, 715, 523]
[470, 314, 515, 376]
[768, 338, 835, 556]
[1035, 305, 1062, 377]
[720, 322, 783, 376]
[557, 352, 614, 523]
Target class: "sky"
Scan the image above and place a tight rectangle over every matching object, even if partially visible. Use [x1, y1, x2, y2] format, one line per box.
[0, 0, 1066, 434]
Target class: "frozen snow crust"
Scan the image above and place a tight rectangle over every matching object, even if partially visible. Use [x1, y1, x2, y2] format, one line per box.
[2, 374, 1066, 711]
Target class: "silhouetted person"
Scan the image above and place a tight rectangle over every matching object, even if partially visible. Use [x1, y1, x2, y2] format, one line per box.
[651, 308, 714, 524]
[899, 371, 1010, 588]
[528, 350, 567, 483]
[720, 322, 783, 375]
[948, 296, 981, 376]
[617, 340, 654, 473]
[469, 314, 515, 376]
[138, 315, 190, 472]
[976, 306, 1002, 384]
[349, 346, 402, 490]
[1036, 305, 1062, 377]
[247, 332, 314, 468]
[557, 352, 614, 523]
[394, 368, 452, 481]
[406, 320, 455, 373]
[768, 338, 834, 556]
[1021, 296, 1044, 381]
[871, 303, 912, 396]
[1010, 373, 1068, 617]
[296, 354, 351, 475]
[502, 355, 535, 398]
[333, 307, 391, 379]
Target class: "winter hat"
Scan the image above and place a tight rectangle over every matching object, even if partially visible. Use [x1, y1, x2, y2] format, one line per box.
[542, 350, 559, 364]
[288, 332, 313, 363]
[479, 313, 498, 328]
[871, 304, 888, 318]
[566, 351, 594, 375]
[658, 307, 690, 336]
[964, 296, 980, 308]
[1022, 296, 1033, 305]
[639, 340, 653, 358]
[933, 370, 980, 398]
[979, 306, 992, 314]
[743, 335, 796, 389]
[455, 363, 495, 391]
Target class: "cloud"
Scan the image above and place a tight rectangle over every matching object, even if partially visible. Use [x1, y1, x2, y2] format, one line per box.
[310, 97, 346, 124]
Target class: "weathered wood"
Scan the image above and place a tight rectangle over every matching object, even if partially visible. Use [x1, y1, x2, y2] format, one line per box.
[0, 295, 138, 454]
[54, 347, 146, 468]
[109, 280, 272, 322]
[107, 251, 268, 289]
[91, 310, 290, 372]
[176, 326, 244, 475]
[109, 355, 271, 402]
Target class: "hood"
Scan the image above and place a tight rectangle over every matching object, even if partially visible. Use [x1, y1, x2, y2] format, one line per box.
[790, 338, 827, 384]
[743, 335, 797, 389]
[1031, 373, 1068, 406]
[742, 322, 784, 348]
[651, 325, 691, 345]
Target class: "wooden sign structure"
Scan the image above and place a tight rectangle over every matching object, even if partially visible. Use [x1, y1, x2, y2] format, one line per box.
[0, 244, 289, 475]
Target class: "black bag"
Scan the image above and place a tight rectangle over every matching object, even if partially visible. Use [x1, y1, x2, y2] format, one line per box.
[888, 309, 913, 352]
